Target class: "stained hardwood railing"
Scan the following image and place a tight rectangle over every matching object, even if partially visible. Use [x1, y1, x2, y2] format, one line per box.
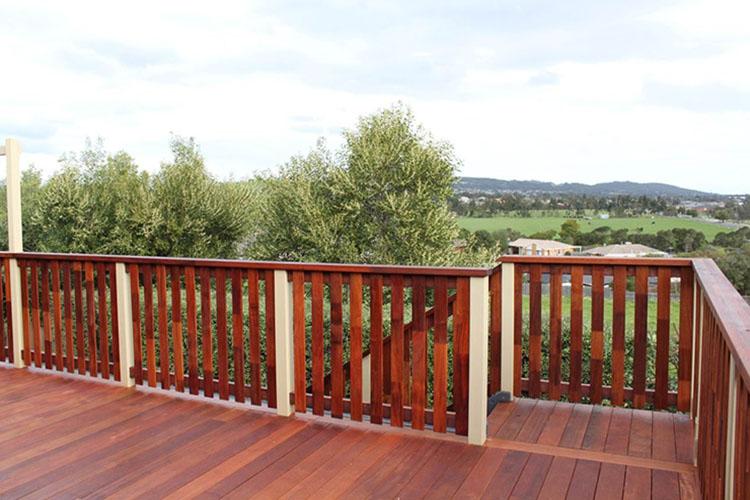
[692, 258, 750, 499]
[494, 256, 695, 411]
[3, 250, 750, 474]
[1, 252, 490, 441]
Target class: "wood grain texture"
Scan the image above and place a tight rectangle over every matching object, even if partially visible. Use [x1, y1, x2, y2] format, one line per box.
[330, 272, 344, 419]
[215, 268, 229, 400]
[349, 273, 363, 421]
[389, 274, 404, 427]
[612, 266, 627, 407]
[370, 274, 384, 424]
[590, 266, 605, 404]
[569, 265, 584, 403]
[311, 272, 324, 416]
[633, 266, 649, 409]
[170, 267, 184, 392]
[230, 269, 245, 403]
[199, 267, 213, 397]
[292, 271, 306, 413]
[549, 266, 562, 401]
[453, 277, 470, 436]
[433, 277, 449, 433]
[248, 269, 261, 405]
[411, 275, 427, 430]
[185, 266, 199, 395]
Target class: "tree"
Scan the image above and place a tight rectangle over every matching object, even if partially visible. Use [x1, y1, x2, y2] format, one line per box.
[253, 105, 487, 265]
[559, 220, 580, 243]
[148, 137, 254, 258]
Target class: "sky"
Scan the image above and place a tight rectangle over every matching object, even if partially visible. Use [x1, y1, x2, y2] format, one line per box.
[1, 0, 749, 194]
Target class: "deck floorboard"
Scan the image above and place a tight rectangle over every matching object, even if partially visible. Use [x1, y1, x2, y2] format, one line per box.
[0, 368, 698, 499]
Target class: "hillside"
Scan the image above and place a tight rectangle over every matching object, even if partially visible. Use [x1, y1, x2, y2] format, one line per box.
[456, 177, 718, 198]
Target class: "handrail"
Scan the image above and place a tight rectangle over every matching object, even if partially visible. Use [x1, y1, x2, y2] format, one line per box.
[0, 251, 493, 277]
[693, 258, 750, 389]
[499, 255, 693, 267]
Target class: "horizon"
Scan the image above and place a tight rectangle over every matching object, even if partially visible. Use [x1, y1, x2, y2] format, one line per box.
[1, 0, 749, 194]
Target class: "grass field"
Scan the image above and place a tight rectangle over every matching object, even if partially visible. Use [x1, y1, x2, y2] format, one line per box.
[457, 214, 730, 240]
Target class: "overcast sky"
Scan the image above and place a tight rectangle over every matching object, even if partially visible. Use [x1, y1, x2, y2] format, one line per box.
[1, 0, 749, 193]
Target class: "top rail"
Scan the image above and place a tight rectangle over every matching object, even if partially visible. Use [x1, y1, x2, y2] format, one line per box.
[499, 255, 693, 267]
[693, 258, 750, 388]
[0, 252, 493, 277]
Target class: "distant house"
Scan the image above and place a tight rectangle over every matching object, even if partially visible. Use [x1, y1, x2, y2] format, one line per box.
[507, 238, 581, 256]
[583, 243, 668, 258]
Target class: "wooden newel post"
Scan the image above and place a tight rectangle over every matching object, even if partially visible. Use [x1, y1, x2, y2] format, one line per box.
[274, 270, 294, 416]
[468, 275, 489, 445]
[3, 138, 25, 368]
[115, 263, 135, 386]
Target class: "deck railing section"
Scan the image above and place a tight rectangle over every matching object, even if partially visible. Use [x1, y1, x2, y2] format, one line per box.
[494, 256, 695, 411]
[692, 258, 750, 499]
[0, 252, 490, 443]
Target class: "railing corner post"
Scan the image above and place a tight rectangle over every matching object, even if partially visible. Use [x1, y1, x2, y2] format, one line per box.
[468, 275, 489, 445]
[500, 262, 515, 397]
[115, 263, 135, 387]
[274, 270, 294, 416]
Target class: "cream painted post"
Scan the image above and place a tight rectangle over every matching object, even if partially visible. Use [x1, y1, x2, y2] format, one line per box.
[500, 262, 515, 396]
[725, 358, 737, 500]
[274, 270, 294, 416]
[115, 263, 134, 386]
[4, 139, 25, 368]
[468, 275, 489, 446]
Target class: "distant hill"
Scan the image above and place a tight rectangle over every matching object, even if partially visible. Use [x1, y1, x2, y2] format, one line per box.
[456, 178, 719, 198]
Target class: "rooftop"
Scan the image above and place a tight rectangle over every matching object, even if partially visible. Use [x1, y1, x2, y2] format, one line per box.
[583, 243, 668, 257]
[508, 238, 579, 250]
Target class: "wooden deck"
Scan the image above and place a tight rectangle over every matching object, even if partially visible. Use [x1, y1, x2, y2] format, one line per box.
[0, 368, 698, 499]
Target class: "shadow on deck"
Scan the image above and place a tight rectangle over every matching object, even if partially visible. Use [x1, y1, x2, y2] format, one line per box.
[0, 368, 698, 498]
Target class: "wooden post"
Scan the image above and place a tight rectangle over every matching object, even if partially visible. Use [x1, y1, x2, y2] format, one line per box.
[116, 263, 134, 386]
[274, 270, 294, 416]
[725, 357, 737, 499]
[500, 262, 515, 396]
[3, 139, 25, 368]
[468, 275, 489, 445]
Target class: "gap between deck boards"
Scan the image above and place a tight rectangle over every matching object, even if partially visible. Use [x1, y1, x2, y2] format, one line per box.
[485, 437, 696, 474]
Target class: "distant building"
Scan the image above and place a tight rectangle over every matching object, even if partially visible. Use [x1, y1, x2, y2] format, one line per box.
[583, 243, 668, 258]
[507, 238, 581, 256]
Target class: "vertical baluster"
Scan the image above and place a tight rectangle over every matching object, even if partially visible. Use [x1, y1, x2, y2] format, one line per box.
[185, 266, 198, 395]
[171, 267, 183, 392]
[411, 275, 426, 430]
[370, 275, 384, 424]
[611, 266, 627, 406]
[129, 264, 143, 385]
[590, 266, 605, 404]
[569, 265, 583, 402]
[51, 262, 63, 371]
[311, 272, 324, 416]
[248, 269, 261, 405]
[433, 276, 448, 433]
[349, 273, 363, 421]
[199, 267, 213, 397]
[231, 269, 245, 403]
[264, 270, 277, 408]
[529, 266, 542, 398]
[292, 271, 306, 412]
[330, 273, 344, 418]
[390, 275, 404, 427]
[633, 266, 649, 409]
[215, 268, 229, 400]
[548, 266, 562, 401]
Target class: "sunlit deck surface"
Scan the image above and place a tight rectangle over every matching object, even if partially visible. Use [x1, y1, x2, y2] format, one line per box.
[0, 368, 698, 499]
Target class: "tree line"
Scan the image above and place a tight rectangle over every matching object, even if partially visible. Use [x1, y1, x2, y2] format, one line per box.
[0, 105, 495, 267]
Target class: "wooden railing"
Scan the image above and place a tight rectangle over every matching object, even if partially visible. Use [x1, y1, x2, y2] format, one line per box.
[3, 249, 750, 469]
[0, 252, 491, 443]
[692, 258, 750, 499]
[493, 256, 695, 411]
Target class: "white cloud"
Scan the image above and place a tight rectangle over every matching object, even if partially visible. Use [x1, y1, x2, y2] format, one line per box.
[0, 0, 748, 193]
